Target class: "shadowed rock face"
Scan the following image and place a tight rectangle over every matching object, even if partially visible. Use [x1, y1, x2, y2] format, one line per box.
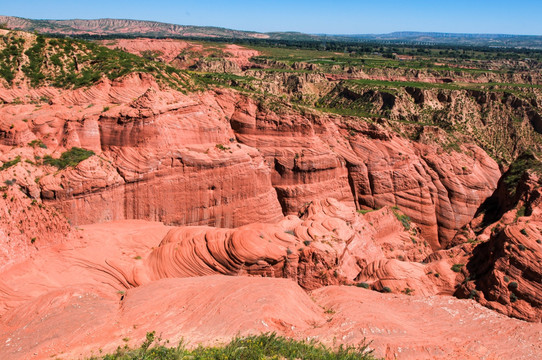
[455, 158, 542, 322]
[458, 225, 542, 322]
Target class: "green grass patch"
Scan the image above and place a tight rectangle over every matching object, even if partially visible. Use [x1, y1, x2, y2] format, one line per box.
[0, 156, 21, 171]
[43, 147, 94, 169]
[28, 139, 47, 149]
[1, 33, 192, 91]
[89, 332, 379, 360]
[502, 152, 542, 196]
[0, 34, 25, 85]
[391, 206, 411, 231]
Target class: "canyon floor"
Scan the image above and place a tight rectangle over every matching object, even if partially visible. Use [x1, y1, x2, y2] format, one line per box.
[0, 220, 541, 360]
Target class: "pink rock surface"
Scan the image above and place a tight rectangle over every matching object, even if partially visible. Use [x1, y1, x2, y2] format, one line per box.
[0, 203, 539, 359]
[0, 73, 500, 249]
[0, 37, 539, 360]
[311, 285, 542, 360]
[1, 273, 540, 360]
[128, 199, 418, 290]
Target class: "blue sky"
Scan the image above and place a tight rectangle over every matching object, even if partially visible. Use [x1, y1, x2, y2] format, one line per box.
[2, 0, 541, 35]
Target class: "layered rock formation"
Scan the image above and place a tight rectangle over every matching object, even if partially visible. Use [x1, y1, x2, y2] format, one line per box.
[132, 199, 433, 290]
[1, 31, 541, 360]
[456, 154, 542, 322]
[0, 72, 501, 249]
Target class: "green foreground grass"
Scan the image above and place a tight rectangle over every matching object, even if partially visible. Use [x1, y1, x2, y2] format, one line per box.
[89, 332, 379, 360]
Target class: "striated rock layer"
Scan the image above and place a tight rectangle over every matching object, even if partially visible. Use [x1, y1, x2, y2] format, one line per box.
[0, 72, 500, 248]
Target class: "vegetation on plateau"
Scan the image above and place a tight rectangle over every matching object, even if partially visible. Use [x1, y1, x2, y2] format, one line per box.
[0, 31, 192, 90]
[2, 29, 542, 166]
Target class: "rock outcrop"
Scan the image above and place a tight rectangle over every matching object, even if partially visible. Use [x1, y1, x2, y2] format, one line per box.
[456, 154, 542, 322]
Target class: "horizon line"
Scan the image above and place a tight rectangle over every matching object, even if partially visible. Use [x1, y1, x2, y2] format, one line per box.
[2, 14, 542, 38]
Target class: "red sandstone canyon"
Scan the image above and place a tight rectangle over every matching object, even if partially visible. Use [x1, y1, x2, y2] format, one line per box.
[0, 26, 541, 359]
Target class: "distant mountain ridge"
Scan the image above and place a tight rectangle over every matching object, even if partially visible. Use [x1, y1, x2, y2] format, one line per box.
[0, 15, 325, 41]
[344, 31, 542, 48]
[1, 15, 542, 48]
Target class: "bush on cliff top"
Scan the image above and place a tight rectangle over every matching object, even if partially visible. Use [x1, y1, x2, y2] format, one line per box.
[89, 332, 379, 360]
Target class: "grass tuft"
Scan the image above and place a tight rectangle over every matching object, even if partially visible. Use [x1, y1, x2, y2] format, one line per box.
[88, 332, 379, 360]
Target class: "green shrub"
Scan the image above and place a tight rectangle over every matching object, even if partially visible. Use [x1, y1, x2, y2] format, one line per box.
[508, 281, 518, 290]
[381, 286, 392, 293]
[403, 288, 414, 295]
[215, 143, 229, 151]
[4, 178, 16, 186]
[28, 139, 47, 149]
[451, 263, 464, 273]
[391, 206, 411, 231]
[357, 282, 370, 289]
[1, 156, 21, 170]
[43, 147, 94, 169]
[89, 332, 379, 360]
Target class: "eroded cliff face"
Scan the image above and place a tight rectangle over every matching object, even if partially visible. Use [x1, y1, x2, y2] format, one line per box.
[227, 95, 500, 248]
[0, 73, 501, 250]
[318, 84, 542, 164]
[455, 154, 542, 322]
[0, 63, 533, 323]
[1, 33, 541, 360]
[0, 74, 284, 228]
